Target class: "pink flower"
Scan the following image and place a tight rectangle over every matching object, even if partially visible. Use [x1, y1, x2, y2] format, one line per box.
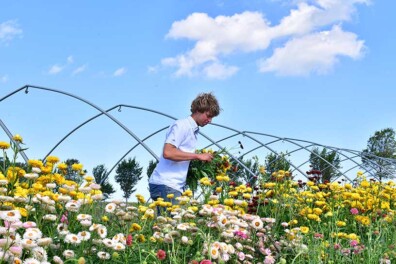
[350, 240, 359, 247]
[350, 208, 359, 215]
[334, 243, 341, 250]
[61, 212, 69, 224]
[264, 255, 276, 264]
[126, 234, 133, 246]
[200, 260, 212, 264]
[238, 252, 245, 261]
[157, 249, 166, 260]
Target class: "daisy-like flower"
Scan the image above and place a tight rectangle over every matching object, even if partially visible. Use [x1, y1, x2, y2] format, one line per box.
[37, 237, 53, 246]
[63, 249, 75, 259]
[210, 246, 220, 259]
[105, 203, 117, 213]
[21, 238, 38, 249]
[21, 258, 40, 264]
[251, 218, 264, 230]
[31, 166, 41, 173]
[0, 210, 21, 222]
[31, 246, 48, 261]
[65, 200, 81, 212]
[43, 214, 57, 221]
[77, 214, 92, 222]
[97, 225, 108, 238]
[46, 183, 57, 189]
[77, 231, 91, 241]
[65, 234, 81, 245]
[217, 215, 228, 228]
[24, 173, 39, 180]
[113, 242, 126, 251]
[53, 256, 64, 264]
[23, 228, 43, 240]
[97, 251, 111, 260]
[102, 238, 114, 248]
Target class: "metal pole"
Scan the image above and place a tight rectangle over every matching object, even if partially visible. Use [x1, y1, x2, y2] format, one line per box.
[0, 118, 29, 163]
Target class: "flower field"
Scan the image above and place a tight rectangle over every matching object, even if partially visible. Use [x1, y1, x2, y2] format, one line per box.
[1, 136, 396, 264]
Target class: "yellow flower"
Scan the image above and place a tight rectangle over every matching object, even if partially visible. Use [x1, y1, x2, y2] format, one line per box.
[183, 189, 193, 197]
[300, 226, 309, 234]
[57, 163, 68, 170]
[336, 221, 346, 227]
[360, 180, 370, 188]
[0, 141, 10, 149]
[12, 134, 23, 143]
[242, 193, 251, 200]
[167, 193, 174, 199]
[137, 234, 146, 242]
[102, 216, 109, 222]
[72, 163, 83, 171]
[215, 187, 222, 193]
[28, 159, 43, 168]
[46, 156, 60, 164]
[130, 223, 142, 232]
[224, 198, 234, 206]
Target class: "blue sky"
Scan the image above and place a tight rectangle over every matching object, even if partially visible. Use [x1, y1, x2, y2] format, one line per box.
[1, 0, 395, 200]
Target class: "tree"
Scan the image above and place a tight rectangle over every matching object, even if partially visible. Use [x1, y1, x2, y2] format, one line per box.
[62, 159, 87, 183]
[92, 164, 116, 200]
[115, 157, 143, 201]
[309, 147, 341, 183]
[228, 156, 262, 186]
[146, 159, 158, 181]
[362, 128, 396, 181]
[265, 152, 291, 175]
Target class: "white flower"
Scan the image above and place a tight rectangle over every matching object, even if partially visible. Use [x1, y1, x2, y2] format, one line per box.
[23, 228, 43, 240]
[32, 167, 41, 173]
[97, 225, 107, 238]
[77, 214, 92, 221]
[65, 200, 81, 212]
[0, 210, 21, 222]
[37, 237, 53, 246]
[97, 251, 111, 260]
[251, 218, 263, 230]
[43, 214, 57, 221]
[22, 257, 40, 264]
[31, 246, 47, 261]
[53, 255, 64, 264]
[78, 231, 91, 241]
[21, 238, 38, 249]
[113, 242, 126, 251]
[78, 186, 92, 194]
[24, 173, 39, 179]
[58, 195, 72, 202]
[62, 249, 75, 259]
[0, 179, 8, 186]
[46, 183, 57, 189]
[210, 245, 220, 259]
[102, 238, 114, 248]
[65, 234, 81, 245]
[105, 203, 117, 213]
[80, 219, 92, 227]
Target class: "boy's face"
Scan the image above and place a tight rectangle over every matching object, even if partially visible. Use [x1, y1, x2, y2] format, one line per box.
[195, 111, 214, 127]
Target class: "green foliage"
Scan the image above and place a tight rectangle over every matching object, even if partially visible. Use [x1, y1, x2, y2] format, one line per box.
[309, 147, 341, 183]
[265, 152, 291, 174]
[146, 159, 158, 181]
[115, 157, 143, 200]
[62, 158, 87, 183]
[362, 128, 396, 181]
[92, 164, 116, 200]
[228, 155, 262, 186]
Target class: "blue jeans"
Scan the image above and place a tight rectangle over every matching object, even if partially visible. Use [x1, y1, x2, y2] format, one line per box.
[149, 184, 182, 215]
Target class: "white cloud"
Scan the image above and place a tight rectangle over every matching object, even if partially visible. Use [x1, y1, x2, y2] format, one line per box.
[258, 25, 365, 76]
[161, 0, 369, 78]
[72, 64, 87, 76]
[0, 75, 8, 83]
[0, 20, 22, 43]
[113, 67, 127, 77]
[203, 62, 239, 79]
[48, 64, 63, 75]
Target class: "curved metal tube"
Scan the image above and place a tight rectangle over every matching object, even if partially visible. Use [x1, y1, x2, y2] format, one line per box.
[1, 85, 159, 161]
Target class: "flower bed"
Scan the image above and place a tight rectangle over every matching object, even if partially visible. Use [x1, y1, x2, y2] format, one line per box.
[0, 136, 396, 263]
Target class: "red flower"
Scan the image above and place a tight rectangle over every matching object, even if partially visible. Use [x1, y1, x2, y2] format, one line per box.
[157, 249, 166, 260]
[126, 234, 133, 246]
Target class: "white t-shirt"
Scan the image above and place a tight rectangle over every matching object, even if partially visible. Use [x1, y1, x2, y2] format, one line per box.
[149, 116, 199, 192]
